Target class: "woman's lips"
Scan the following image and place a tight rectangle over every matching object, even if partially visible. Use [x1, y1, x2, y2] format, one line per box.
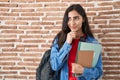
[71, 26, 76, 29]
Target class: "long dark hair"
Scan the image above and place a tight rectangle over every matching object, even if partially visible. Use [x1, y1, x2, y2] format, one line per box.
[53, 4, 94, 49]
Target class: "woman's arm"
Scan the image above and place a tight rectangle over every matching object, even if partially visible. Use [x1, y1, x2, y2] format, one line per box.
[50, 38, 72, 71]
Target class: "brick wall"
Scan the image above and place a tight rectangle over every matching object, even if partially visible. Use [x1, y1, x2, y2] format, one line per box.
[0, 0, 120, 80]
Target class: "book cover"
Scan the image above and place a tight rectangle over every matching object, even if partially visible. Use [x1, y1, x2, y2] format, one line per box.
[76, 50, 94, 68]
[76, 42, 102, 67]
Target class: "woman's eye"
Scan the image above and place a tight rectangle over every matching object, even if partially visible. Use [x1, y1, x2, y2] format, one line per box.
[74, 16, 80, 20]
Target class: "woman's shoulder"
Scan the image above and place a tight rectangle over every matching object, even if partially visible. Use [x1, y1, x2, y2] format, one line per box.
[86, 36, 99, 44]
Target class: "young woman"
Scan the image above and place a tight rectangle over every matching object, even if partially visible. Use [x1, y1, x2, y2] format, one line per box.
[50, 4, 103, 80]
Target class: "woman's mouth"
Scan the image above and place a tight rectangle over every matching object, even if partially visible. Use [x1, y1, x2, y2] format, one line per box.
[71, 26, 76, 29]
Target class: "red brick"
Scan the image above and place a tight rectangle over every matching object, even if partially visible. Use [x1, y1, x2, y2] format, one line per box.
[0, 35, 17, 39]
[3, 67, 25, 70]
[0, 44, 14, 47]
[104, 71, 120, 75]
[103, 76, 120, 80]
[80, 3, 94, 7]
[19, 35, 42, 39]
[103, 57, 120, 61]
[37, 8, 60, 12]
[88, 7, 112, 11]
[110, 20, 120, 24]
[26, 67, 36, 71]
[1, 30, 24, 34]
[102, 43, 120, 47]
[5, 21, 28, 25]
[86, 12, 96, 16]
[2, 48, 24, 52]
[11, 0, 34, 2]
[107, 53, 120, 56]
[23, 40, 46, 43]
[23, 58, 40, 62]
[91, 20, 107, 24]
[19, 26, 42, 29]
[0, 26, 16, 29]
[0, 57, 21, 61]
[99, 25, 120, 28]
[4, 76, 27, 79]
[63, 0, 85, 2]
[31, 22, 54, 25]
[0, 4, 17, 7]
[0, 39, 21, 42]
[19, 4, 42, 7]
[16, 17, 39, 21]
[102, 29, 120, 34]
[104, 48, 120, 52]
[16, 44, 38, 48]
[26, 30, 49, 34]
[0, 13, 19, 16]
[20, 53, 41, 57]
[91, 29, 102, 33]
[18, 62, 38, 66]
[0, 0, 9, 2]
[114, 1, 120, 9]
[44, 3, 68, 7]
[0, 53, 17, 56]
[88, 0, 112, 2]
[99, 11, 120, 16]
[41, 44, 51, 48]
[0, 62, 15, 66]
[42, 17, 62, 21]
[102, 39, 120, 43]
[0, 17, 15, 20]
[21, 13, 43, 16]
[98, 34, 120, 38]
[25, 49, 47, 53]
[0, 8, 9, 12]
[12, 9, 34, 12]
[103, 66, 120, 70]
[37, 0, 59, 2]
[29, 76, 36, 80]
[98, 1, 114, 6]
[103, 61, 120, 65]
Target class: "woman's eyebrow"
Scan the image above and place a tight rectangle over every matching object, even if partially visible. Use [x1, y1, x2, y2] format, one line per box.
[73, 16, 80, 18]
[68, 16, 80, 18]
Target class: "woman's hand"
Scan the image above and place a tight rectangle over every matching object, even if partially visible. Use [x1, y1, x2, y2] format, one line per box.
[72, 63, 84, 74]
[66, 32, 77, 44]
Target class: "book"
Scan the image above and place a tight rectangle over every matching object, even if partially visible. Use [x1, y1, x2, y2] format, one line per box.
[76, 42, 102, 68]
[76, 50, 94, 68]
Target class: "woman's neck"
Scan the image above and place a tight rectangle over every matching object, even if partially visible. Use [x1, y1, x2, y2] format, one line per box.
[75, 29, 83, 39]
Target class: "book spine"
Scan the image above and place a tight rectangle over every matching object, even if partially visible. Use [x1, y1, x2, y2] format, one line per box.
[75, 42, 81, 63]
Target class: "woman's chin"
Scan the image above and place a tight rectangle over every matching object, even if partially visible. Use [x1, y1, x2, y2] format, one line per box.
[71, 29, 77, 32]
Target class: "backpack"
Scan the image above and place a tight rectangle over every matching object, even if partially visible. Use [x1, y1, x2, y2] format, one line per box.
[36, 49, 60, 80]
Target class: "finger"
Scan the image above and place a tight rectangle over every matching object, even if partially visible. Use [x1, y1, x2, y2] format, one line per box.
[70, 33, 76, 38]
[72, 63, 77, 73]
[72, 63, 74, 73]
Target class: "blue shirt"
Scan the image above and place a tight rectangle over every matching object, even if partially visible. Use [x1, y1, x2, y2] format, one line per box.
[50, 36, 103, 80]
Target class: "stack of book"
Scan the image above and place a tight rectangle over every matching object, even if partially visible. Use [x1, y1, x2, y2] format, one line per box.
[75, 42, 102, 68]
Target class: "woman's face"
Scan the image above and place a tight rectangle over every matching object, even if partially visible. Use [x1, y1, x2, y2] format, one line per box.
[68, 10, 84, 32]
